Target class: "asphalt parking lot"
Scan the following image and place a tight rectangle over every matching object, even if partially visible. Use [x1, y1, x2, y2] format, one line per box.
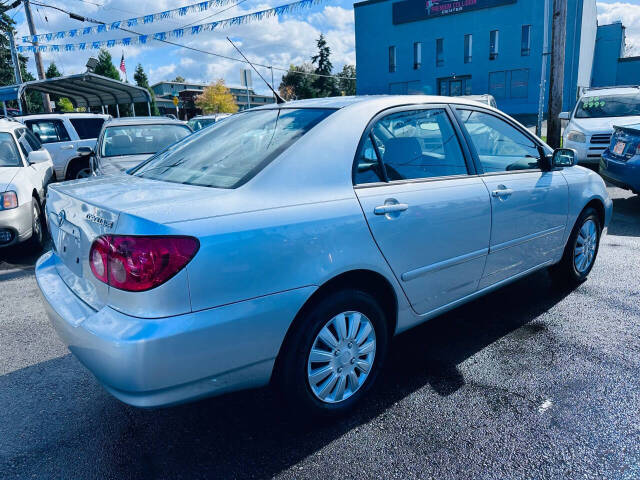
[1, 186, 639, 480]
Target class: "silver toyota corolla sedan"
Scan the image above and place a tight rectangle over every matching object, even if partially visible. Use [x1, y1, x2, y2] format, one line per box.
[36, 96, 612, 415]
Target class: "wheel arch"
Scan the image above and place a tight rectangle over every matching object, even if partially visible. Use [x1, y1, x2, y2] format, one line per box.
[272, 269, 399, 378]
[64, 156, 90, 180]
[584, 197, 605, 229]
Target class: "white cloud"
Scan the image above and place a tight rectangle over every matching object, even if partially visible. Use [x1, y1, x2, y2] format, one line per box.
[597, 2, 640, 56]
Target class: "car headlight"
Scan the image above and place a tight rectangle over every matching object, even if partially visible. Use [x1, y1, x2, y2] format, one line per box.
[0, 191, 18, 210]
[566, 131, 586, 143]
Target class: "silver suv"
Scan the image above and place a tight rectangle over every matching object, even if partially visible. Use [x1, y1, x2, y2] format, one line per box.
[17, 113, 110, 179]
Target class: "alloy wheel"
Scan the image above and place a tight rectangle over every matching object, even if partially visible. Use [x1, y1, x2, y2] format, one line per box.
[574, 219, 597, 273]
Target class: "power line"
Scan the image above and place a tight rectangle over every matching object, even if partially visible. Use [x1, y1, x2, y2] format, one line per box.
[28, 0, 355, 80]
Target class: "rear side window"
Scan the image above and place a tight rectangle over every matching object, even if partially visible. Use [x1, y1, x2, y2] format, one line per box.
[25, 119, 70, 144]
[132, 108, 335, 189]
[70, 118, 105, 139]
[356, 108, 467, 183]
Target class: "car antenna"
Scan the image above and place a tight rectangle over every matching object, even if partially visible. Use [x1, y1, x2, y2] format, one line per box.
[226, 37, 286, 105]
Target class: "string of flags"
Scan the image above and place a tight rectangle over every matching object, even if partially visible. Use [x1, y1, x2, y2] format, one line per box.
[22, 0, 235, 44]
[17, 0, 326, 53]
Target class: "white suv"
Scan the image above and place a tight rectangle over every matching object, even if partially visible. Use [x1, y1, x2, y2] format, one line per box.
[0, 119, 54, 249]
[17, 113, 110, 180]
[561, 86, 640, 166]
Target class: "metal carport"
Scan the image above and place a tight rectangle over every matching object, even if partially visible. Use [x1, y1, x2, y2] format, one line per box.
[0, 73, 152, 116]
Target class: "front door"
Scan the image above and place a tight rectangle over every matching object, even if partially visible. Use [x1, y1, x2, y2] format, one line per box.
[354, 106, 491, 315]
[455, 108, 569, 288]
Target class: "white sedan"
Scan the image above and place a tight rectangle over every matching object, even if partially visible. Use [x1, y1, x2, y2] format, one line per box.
[0, 119, 54, 249]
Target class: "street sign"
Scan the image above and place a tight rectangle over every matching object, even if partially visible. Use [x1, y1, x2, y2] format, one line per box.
[240, 69, 252, 88]
[172, 96, 179, 106]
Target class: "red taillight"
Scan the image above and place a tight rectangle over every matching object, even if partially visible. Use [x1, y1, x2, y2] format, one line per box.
[89, 235, 199, 292]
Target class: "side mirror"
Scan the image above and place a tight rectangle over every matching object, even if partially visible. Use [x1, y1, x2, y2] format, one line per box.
[558, 112, 570, 121]
[27, 149, 50, 165]
[552, 148, 577, 167]
[77, 146, 94, 157]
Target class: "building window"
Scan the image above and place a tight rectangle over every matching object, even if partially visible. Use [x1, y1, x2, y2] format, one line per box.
[413, 42, 422, 70]
[464, 34, 472, 63]
[436, 38, 444, 67]
[389, 46, 396, 73]
[489, 30, 499, 60]
[521, 25, 531, 56]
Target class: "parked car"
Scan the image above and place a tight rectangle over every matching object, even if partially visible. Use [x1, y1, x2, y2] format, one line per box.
[82, 117, 192, 176]
[17, 113, 110, 180]
[561, 86, 640, 166]
[187, 114, 232, 131]
[0, 119, 54, 249]
[461, 94, 498, 109]
[600, 123, 640, 195]
[36, 96, 611, 414]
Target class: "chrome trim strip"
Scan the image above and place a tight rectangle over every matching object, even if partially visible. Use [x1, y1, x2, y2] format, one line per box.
[401, 248, 489, 282]
[490, 225, 565, 253]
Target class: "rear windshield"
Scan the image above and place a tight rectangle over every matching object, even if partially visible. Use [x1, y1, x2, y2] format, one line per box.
[0, 132, 22, 167]
[575, 93, 640, 118]
[101, 124, 191, 157]
[70, 118, 105, 139]
[131, 108, 335, 189]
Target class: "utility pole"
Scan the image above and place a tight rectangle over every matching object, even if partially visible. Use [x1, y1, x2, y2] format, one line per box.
[23, 0, 51, 112]
[546, 0, 567, 148]
[536, 0, 550, 137]
[8, 30, 22, 85]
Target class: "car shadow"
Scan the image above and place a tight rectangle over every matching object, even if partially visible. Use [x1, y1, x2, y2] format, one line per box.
[607, 193, 640, 237]
[0, 269, 576, 479]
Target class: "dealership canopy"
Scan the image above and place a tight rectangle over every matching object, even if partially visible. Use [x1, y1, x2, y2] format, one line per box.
[0, 73, 153, 115]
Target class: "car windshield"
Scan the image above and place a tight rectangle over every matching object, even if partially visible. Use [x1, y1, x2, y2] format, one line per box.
[0, 132, 22, 167]
[188, 118, 217, 131]
[101, 124, 191, 157]
[575, 93, 640, 118]
[131, 108, 335, 189]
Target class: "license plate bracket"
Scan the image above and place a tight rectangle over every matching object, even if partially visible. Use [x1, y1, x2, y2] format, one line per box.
[57, 224, 83, 276]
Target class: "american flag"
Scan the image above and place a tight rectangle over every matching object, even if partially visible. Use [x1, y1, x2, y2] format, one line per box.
[119, 53, 126, 77]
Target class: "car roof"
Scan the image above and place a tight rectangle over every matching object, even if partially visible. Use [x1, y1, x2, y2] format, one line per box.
[0, 118, 24, 132]
[250, 95, 494, 111]
[191, 114, 231, 120]
[16, 113, 111, 120]
[582, 86, 640, 97]
[103, 116, 188, 127]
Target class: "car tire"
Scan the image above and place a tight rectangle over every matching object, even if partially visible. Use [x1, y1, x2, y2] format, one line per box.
[549, 207, 601, 286]
[276, 289, 389, 417]
[66, 159, 91, 180]
[27, 198, 45, 251]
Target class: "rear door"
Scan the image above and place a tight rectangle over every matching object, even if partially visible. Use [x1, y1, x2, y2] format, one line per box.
[354, 105, 491, 315]
[454, 107, 569, 288]
[24, 118, 74, 178]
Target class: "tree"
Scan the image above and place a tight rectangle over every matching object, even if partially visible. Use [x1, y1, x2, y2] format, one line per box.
[58, 97, 74, 112]
[94, 49, 121, 80]
[278, 63, 318, 100]
[195, 79, 238, 114]
[172, 76, 186, 83]
[337, 65, 356, 96]
[133, 63, 159, 116]
[45, 62, 61, 79]
[0, 5, 42, 112]
[311, 34, 338, 97]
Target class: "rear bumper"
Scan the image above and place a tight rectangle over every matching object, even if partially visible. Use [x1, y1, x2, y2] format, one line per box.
[0, 202, 32, 247]
[600, 154, 640, 193]
[36, 251, 315, 407]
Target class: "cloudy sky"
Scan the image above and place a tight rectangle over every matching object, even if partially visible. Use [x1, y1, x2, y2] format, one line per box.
[8, 0, 640, 94]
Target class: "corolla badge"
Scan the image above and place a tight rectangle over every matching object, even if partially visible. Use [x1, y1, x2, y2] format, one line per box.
[86, 213, 114, 229]
[57, 210, 66, 227]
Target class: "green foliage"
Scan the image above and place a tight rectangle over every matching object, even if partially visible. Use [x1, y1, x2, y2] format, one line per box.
[337, 65, 356, 96]
[93, 49, 121, 80]
[133, 63, 159, 116]
[58, 97, 74, 112]
[311, 34, 338, 97]
[45, 62, 61, 79]
[278, 63, 318, 100]
[172, 76, 186, 83]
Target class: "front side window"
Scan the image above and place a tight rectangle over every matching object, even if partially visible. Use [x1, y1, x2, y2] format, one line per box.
[413, 42, 422, 70]
[25, 119, 70, 144]
[70, 118, 106, 139]
[574, 93, 640, 118]
[521, 25, 531, 56]
[358, 108, 467, 183]
[0, 132, 23, 167]
[457, 109, 540, 172]
[15, 128, 41, 156]
[389, 46, 397, 73]
[132, 108, 335, 189]
[464, 34, 472, 63]
[490, 30, 499, 60]
[436, 38, 444, 67]
[101, 124, 191, 157]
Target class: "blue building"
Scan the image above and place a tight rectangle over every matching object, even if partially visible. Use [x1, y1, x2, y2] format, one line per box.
[354, 0, 635, 115]
[592, 22, 640, 88]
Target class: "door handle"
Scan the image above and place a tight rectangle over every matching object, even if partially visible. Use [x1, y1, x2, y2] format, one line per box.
[491, 188, 514, 198]
[374, 203, 409, 215]
[60, 145, 74, 150]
